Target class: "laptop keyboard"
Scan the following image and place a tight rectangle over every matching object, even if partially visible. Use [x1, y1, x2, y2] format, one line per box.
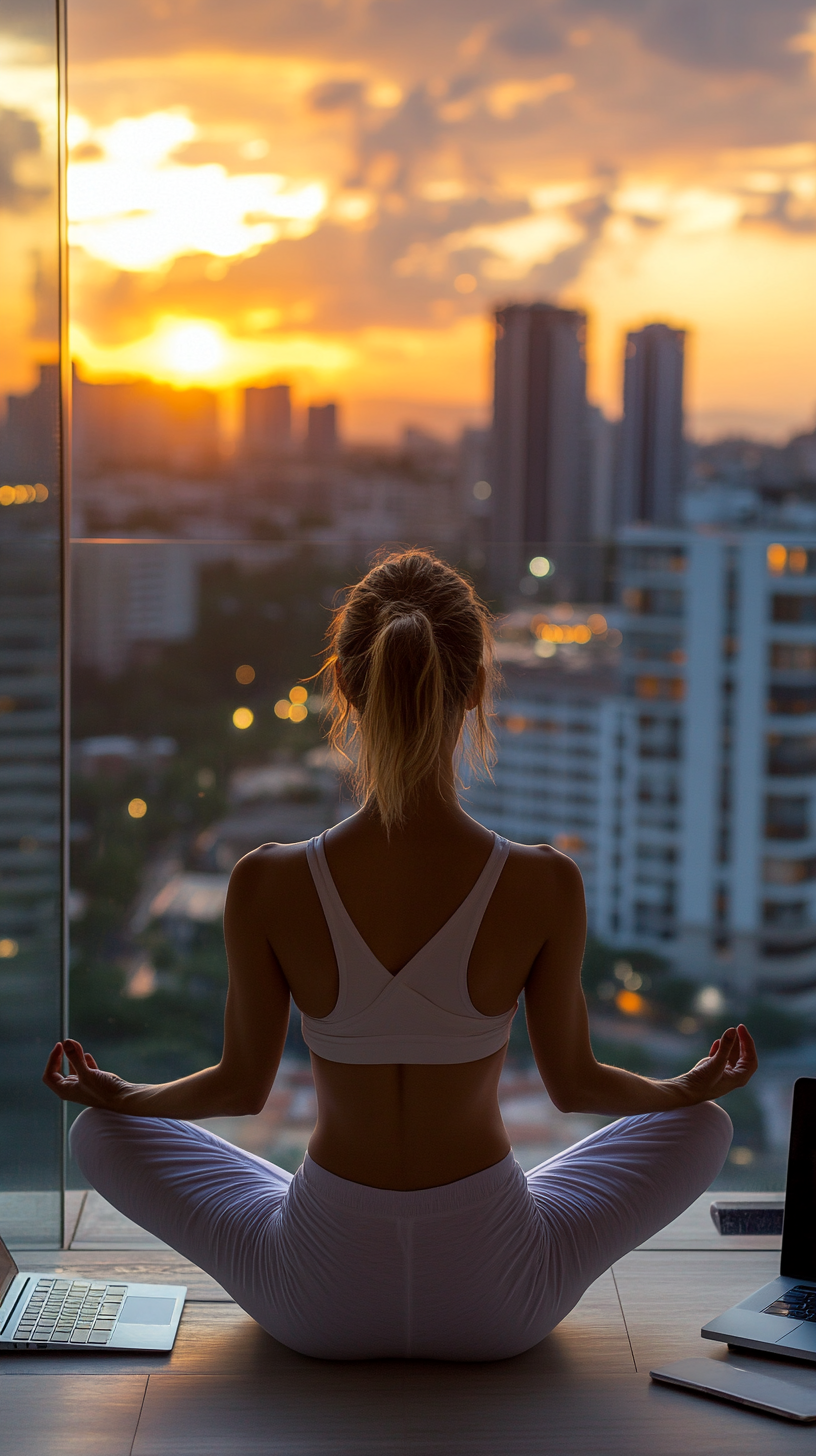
[763, 1285, 816, 1322]
[12, 1278, 128, 1345]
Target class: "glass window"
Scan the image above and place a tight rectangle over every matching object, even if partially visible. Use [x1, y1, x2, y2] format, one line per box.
[0, 0, 67, 1244]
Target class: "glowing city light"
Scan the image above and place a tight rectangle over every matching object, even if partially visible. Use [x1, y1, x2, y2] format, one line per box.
[473, 480, 491, 500]
[694, 985, 726, 1015]
[729, 1147, 754, 1166]
[767, 543, 787, 574]
[454, 273, 477, 292]
[274, 700, 292, 719]
[232, 708, 255, 729]
[235, 664, 255, 684]
[616, 989, 645, 1016]
[0, 484, 47, 505]
[529, 557, 551, 577]
[128, 798, 147, 819]
[289, 703, 308, 722]
[289, 686, 308, 704]
[0, 939, 18, 958]
[587, 613, 607, 634]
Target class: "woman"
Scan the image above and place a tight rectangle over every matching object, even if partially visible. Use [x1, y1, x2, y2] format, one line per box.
[45, 550, 755, 1361]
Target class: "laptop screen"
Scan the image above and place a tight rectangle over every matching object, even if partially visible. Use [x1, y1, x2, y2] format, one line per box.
[781, 1077, 816, 1280]
[0, 1233, 18, 1307]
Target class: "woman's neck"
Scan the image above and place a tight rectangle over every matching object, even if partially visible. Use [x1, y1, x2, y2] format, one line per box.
[351, 758, 486, 844]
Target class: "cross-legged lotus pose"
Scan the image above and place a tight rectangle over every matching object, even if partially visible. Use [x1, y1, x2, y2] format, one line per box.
[44, 550, 756, 1361]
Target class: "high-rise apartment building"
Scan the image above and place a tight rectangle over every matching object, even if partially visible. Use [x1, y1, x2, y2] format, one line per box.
[467, 668, 620, 930]
[490, 303, 589, 555]
[306, 403, 338, 456]
[597, 528, 816, 996]
[244, 384, 291, 457]
[475, 527, 816, 1001]
[616, 324, 685, 527]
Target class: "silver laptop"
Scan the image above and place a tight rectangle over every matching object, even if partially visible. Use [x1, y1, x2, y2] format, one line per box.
[0, 1232, 185, 1352]
[703, 1076, 816, 1363]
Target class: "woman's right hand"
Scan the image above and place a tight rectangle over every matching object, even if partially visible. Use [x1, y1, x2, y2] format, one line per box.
[672, 1024, 758, 1105]
[42, 1039, 131, 1110]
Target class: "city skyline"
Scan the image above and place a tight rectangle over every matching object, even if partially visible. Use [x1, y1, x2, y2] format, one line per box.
[5, 2, 816, 443]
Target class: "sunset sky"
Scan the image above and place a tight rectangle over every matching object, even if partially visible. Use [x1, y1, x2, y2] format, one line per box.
[6, 0, 816, 441]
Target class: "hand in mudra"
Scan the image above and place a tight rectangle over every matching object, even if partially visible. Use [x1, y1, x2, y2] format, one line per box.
[676, 1024, 758, 1104]
[43, 1039, 128, 1109]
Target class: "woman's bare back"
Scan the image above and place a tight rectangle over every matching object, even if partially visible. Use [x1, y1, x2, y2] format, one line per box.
[242, 805, 577, 1189]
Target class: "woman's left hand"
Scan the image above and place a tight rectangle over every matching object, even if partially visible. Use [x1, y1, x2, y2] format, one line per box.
[42, 1039, 130, 1109]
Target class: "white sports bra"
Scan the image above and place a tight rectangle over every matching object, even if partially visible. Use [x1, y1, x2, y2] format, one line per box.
[301, 831, 517, 1065]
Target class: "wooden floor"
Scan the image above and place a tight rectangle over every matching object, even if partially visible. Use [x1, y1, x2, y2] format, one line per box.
[2, 1192, 814, 1455]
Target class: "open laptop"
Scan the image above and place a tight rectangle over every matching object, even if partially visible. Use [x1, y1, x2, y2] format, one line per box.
[0, 1232, 185, 1353]
[702, 1076, 816, 1363]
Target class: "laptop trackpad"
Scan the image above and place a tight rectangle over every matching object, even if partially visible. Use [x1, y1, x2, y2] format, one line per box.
[777, 1323, 816, 1354]
[119, 1296, 175, 1325]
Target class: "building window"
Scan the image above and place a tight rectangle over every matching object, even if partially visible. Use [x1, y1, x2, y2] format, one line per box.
[624, 547, 686, 573]
[763, 900, 809, 928]
[768, 684, 816, 716]
[627, 632, 686, 663]
[767, 734, 816, 776]
[623, 587, 683, 617]
[633, 675, 685, 701]
[634, 903, 675, 937]
[638, 715, 682, 760]
[765, 796, 809, 840]
[772, 594, 816, 624]
[770, 643, 816, 671]
[767, 545, 815, 576]
[763, 856, 816, 885]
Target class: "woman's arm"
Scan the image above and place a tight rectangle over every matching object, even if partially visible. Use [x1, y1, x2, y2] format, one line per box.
[524, 854, 757, 1115]
[43, 851, 291, 1117]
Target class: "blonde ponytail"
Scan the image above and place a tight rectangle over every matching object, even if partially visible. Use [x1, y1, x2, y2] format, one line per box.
[324, 550, 496, 829]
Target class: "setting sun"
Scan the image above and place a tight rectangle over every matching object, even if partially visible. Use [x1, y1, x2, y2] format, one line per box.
[158, 321, 226, 379]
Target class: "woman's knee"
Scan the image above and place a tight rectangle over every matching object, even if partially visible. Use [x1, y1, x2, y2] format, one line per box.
[69, 1106, 121, 1181]
[674, 1099, 733, 1169]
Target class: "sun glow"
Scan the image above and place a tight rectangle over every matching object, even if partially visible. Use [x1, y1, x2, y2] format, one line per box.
[158, 321, 226, 378]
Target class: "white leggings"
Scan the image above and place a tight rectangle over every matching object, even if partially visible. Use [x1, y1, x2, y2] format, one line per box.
[71, 1101, 731, 1361]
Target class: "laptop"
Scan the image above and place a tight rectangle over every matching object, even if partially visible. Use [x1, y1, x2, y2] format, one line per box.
[0, 1232, 186, 1353]
[702, 1076, 816, 1363]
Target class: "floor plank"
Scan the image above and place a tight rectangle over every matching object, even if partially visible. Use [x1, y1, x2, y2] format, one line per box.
[0, 1373, 147, 1456]
[132, 1366, 816, 1456]
[71, 1191, 170, 1249]
[613, 1250, 781, 1369]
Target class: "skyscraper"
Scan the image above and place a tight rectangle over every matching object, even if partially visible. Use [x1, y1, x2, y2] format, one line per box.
[617, 323, 685, 527]
[490, 303, 589, 554]
[307, 403, 338, 456]
[244, 384, 292, 457]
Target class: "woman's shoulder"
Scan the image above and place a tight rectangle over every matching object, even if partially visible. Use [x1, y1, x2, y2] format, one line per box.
[226, 839, 314, 905]
[500, 839, 585, 910]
